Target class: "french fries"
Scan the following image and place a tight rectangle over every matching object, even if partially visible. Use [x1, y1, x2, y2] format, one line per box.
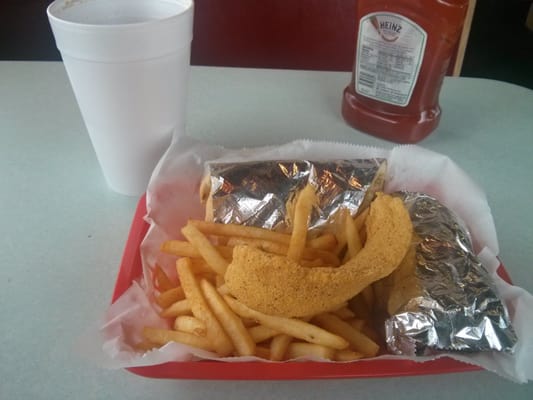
[181, 225, 229, 275]
[161, 240, 233, 261]
[254, 346, 271, 359]
[332, 306, 356, 320]
[189, 219, 291, 245]
[160, 299, 191, 318]
[334, 349, 365, 361]
[307, 233, 337, 251]
[142, 327, 215, 352]
[152, 265, 175, 292]
[248, 325, 279, 343]
[200, 279, 256, 356]
[313, 313, 380, 357]
[176, 258, 234, 356]
[174, 315, 206, 336]
[270, 334, 293, 361]
[155, 286, 185, 308]
[224, 296, 349, 350]
[287, 342, 335, 360]
[287, 184, 316, 261]
[142, 185, 390, 362]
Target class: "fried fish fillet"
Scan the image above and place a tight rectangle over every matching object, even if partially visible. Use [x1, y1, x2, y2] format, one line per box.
[224, 194, 413, 317]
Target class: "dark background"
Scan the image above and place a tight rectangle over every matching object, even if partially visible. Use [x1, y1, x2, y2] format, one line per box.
[1, 0, 532, 89]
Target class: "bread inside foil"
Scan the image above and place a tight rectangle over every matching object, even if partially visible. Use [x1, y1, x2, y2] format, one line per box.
[383, 192, 517, 355]
[200, 159, 387, 233]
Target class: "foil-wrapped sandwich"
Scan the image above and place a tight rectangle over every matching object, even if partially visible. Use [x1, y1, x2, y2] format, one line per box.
[200, 159, 387, 233]
[384, 192, 517, 355]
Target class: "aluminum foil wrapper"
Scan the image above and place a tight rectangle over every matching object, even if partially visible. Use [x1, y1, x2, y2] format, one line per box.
[201, 159, 386, 232]
[385, 192, 517, 356]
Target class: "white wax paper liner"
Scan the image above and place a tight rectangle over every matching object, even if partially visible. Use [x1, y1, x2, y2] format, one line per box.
[87, 136, 533, 383]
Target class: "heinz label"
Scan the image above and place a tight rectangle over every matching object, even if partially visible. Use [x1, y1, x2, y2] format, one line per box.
[355, 12, 427, 107]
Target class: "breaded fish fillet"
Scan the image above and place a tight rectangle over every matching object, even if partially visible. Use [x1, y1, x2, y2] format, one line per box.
[225, 194, 413, 317]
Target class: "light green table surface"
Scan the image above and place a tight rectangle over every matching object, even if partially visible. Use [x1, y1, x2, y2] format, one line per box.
[1, 61, 532, 399]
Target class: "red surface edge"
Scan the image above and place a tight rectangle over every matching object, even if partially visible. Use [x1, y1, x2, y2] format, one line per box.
[111, 196, 512, 380]
[112, 194, 149, 302]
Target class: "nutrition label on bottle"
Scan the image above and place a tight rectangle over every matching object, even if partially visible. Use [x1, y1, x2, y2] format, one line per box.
[355, 12, 427, 107]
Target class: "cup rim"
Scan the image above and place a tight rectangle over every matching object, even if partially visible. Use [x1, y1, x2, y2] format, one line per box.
[47, 0, 193, 30]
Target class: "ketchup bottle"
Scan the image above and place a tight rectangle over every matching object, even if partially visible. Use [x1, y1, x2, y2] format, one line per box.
[342, 0, 469, 143]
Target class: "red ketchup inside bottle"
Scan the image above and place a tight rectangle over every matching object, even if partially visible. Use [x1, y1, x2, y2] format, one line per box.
[342, 0, 469, 143]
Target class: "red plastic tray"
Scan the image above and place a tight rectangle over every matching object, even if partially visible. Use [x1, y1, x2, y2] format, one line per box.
[112, 195, 513, 380]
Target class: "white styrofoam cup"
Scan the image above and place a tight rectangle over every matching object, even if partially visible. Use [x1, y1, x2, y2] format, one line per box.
[47, 0, 194, 195]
